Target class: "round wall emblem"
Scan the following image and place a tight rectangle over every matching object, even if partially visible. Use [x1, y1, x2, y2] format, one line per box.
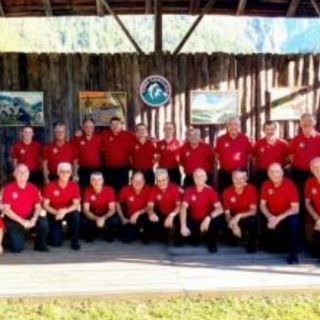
[140, 75, 171, 107]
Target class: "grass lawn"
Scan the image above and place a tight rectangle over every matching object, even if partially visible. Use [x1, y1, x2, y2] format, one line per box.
[0, 293, 320, 320]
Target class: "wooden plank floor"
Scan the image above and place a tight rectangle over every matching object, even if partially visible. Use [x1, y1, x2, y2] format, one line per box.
[0, 241, 320, 298]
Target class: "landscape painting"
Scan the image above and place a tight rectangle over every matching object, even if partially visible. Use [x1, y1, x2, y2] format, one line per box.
[79, 91, 127, 126]
[190, 90, 238, 125]
[0, 91, 44, 126]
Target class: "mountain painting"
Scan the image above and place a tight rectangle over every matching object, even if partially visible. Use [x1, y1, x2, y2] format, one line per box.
[0, 92, 44, 126]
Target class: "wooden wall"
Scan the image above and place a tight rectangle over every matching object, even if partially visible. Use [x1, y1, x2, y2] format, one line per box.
[0, 52, 320, 181]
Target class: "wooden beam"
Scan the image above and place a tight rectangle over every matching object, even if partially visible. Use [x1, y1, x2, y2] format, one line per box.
[96, 0, 104, 16]
[286, 0, 300, 17]
[311, 0, 320, 17]
[43, 0, 53, 16]
[0, 0, 4, 17]
[173, 0, 216, 55]
[145, 0, 152, 14]
[100, 0, 144, 54]
[154, 0, 162, 53]
[236, 0, 247, 16]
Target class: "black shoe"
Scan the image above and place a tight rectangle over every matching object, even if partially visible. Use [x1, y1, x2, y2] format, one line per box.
[174, 239, 183, 247]
[104, 234, 115, 243]
[71, 242, 81, 251]
[287, 255, 299, 265]
[34, 246, 50, 252]
[208, 244, 217, 253]
[246, 243, 257, 254]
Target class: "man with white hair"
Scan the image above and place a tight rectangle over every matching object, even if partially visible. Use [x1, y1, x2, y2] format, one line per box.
[222, 170, 258, 253]
[260, 163, 300, 264]
[147, 169, 182, 243]
[305, 157, 320, 257]
[180, 168, 224, 252]
[43, 162, 81, 250]
[2, 164, 48, 253]
[179, 128, 214, 188]
[83, 172, 119, 242]
[215, 116, 252, 192]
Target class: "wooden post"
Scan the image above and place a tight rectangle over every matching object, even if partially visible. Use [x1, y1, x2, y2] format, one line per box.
[96, 0, 104, 16]
[311, 0, 320, 17]
[173, 0, 216, 55]
[286, 0, 301, 16]
[236, 0, 247, 15]
[43, 0, 53, 16]
[0, 0, 5, 16]
[154, 0, 162, 54]
[100, 0, 144, 54]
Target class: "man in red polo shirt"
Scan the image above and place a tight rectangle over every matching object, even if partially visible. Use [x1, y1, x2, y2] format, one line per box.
[305, 157, 320, 257]
[43, 162, 81, 250]
[101, 117, 134, 192]
[73, 118, 102, 190]
[253, 121, 288, 189]
[43, 122, 76, 183]
[260, 163, 300, 264]
[83, 171, 120, 242]
[129, 123, 157, 185]
[179, 128, 214, 188]
[2, 164, 48, 253]
[180, 168, 224, 252]
[11, 125, 43, 187]
[117, 172, 150, 243]
[215, 116, 252, 192]
[156, 122, 181, 186]
[147, 169, 182, 243]
[222, 170, 258, 253]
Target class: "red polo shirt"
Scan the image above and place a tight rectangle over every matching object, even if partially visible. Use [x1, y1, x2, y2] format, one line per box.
[43, 180, 80, 210]
[305, 177, 320, 216]
[130, 139, 157, 170]
[11, 140, 42, 171]
[288, 131, 320, 171]
[101, 129, 134, 167]
[253, 137, 288, 170]
[215, 133, 252, 172]
[261, 178, 299, 216]
[118, 185, 150, 217]
[156, 138, 181, 169]
[42, 142, 75, 175]
[179, 142, 214, 175]
[183, 185, 219, 221]
[84, 185, 115, 216]
[0, 216, 3, 229]
[148, 183, 182, 216]
[73, 133, 102, 168]
[222, 184, 257, 216]
[2, 182, 41, 219]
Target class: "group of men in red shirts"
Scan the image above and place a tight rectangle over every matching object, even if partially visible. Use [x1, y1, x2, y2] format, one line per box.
[0, 113, 320, 265]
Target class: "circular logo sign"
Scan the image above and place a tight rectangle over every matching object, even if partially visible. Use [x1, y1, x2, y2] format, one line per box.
[140, 75, 171, 107]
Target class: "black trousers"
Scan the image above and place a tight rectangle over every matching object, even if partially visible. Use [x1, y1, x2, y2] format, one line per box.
[82, 214, 121, 242]
[48, 173, 59, 182]
[261, 214, 299, 257]
[5, 217, 48, 253]
[167, 167, 182, 186]
[102, 165, 130, 193]
[217, 169, 234, 193]
[28, 170, 43, 188]
[312, 230, 320, 257]
[183, 172, 214, 188]
[47, 210, 81, 247]
[78, 166, 101, 191]
[255, 169, 269, 191]
[120, 214, 149, 243]
[140, 168, 155, 186]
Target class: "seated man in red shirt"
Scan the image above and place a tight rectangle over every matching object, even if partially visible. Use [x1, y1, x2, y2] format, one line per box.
[43, 162, 81, 250]
[147, 169, 182, 243]
[117, 172, 150, 243]
[305, 157, 320, 257]
[11, 125, 43, 187]
[2, 164, 48, 253]
[222, 170, 258, 253]
[83, 172, 120, 242]
[180, 168, 224, 252]
[260, 163, 300, 264]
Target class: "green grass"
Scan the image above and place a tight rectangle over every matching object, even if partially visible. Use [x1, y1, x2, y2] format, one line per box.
[0, 294, 320, 320]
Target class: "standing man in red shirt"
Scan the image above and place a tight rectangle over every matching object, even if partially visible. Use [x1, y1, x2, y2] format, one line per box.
[180, 168, 224, 252]
[130, 123, 157, 185]
[179, 128, 214, 188]
[304, 157, 320, 257]
[117, 172, 150, 243]
[260, 163, 300, 264]
[83, 171, 119, 242]
[253, 121, 288, 189]
[156, 122, 181, 186]
[43, 122, 76, 183]
[2, 164, 48, 253]
[73, 118, 102, 190]
[222, 170, 258, 253]
[43, 162, 81, 250]
[215, 116, 252, 192]
[11, 125, 43, 187]
[147, 169, 182, 243]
